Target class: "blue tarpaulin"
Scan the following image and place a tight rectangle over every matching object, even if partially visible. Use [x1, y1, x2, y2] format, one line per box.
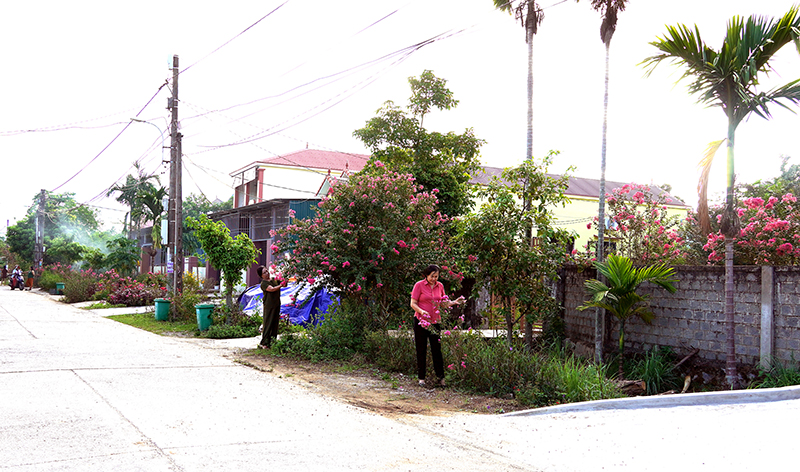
[238, 282, 336, 326]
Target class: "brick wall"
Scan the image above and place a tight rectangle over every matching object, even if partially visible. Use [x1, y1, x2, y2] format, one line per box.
[558, 265, 800, 366]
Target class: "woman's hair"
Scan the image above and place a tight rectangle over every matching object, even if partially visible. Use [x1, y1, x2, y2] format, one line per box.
[256, 265, 265, 278]
[422, 264, 440, 277]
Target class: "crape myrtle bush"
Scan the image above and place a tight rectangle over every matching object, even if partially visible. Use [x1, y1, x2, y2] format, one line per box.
[575, 183, 688, 266]
[275, 162, 462, 330]
[43, 263, 165, 305]
[703, 193, 800, 265]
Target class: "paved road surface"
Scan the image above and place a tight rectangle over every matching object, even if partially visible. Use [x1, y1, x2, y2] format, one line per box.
[2, 287, 798, 471]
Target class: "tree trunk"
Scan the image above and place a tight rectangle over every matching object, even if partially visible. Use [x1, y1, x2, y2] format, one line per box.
[526, 23, 533, 161]
[595, 40, 611, 364]
[724, 238, 737, 387]
[723, 120, 738, 389]
[618, 318, 625, 380]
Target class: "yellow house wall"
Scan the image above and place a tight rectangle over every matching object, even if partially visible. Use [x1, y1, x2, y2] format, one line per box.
[471, 192, 690, 252]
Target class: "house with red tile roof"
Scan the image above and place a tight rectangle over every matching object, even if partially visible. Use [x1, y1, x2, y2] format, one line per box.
[229, 149, 369, 208]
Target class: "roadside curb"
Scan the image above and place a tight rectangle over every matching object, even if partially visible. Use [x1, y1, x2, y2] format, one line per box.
[502, 385, 800, 417]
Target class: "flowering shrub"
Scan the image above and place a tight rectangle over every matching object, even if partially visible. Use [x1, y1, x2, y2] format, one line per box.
[276, 163, 460, 329]
[107, 279, 159, 306]
[42, 264, 166, 305]
[703, 193, 800, 265]
[581, 183, 688, 265]
[61, 269, 99, 303]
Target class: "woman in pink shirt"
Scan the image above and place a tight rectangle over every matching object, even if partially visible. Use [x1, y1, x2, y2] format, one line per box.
[410, 264, 465, 387]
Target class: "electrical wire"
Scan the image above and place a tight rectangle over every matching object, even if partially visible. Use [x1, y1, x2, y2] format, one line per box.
[179, 1, 291, 75]
[197, 29, 465, 151]
[50, 82, 169, 192]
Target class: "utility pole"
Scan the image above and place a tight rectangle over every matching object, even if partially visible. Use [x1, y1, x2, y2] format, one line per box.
[167, 54, 184, 295]
[34, 189, 45, 268]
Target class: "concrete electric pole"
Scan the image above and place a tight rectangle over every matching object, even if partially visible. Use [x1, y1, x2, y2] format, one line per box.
[167, 54, 184, 295]
[34, 189, 45, 268]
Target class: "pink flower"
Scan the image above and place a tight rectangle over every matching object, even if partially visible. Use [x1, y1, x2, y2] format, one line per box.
[396, 240, 408, 248]
[342, 261, 350, 268]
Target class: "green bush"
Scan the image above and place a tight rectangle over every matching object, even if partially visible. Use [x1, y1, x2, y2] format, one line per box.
[629, 346, 680, 395]
[751, 358, 800, 389]
[271, 300, 367, 362]
[444, 332, 541, 397]
[365, 329, 417, 373]
[198, 302, 264, 339]
[204, 324, 259, 339]
[61, 271, 98, 303]
[38, 270, 63, 291]
[171, 291, 205, 322]
[537, 351, 623, 405]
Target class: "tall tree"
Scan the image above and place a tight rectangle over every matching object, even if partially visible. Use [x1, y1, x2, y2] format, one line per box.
[585, 0, 629, 363]
[353, 70, 483, 219]
[492, 0, 544, 162]
[6, 192, 101, 264]
[457, 152, 572, 349]
[187, 214, 260, 309]
[643, 7, 800, 387]
[107, 162, 161, 238]
[182, 194, 234, 257]
[133, 185, 167, 273]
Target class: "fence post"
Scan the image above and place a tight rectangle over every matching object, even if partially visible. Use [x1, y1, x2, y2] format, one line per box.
[760, 266, 774, 370]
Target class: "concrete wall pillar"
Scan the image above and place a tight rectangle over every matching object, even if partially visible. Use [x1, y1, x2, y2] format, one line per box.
[760, 266, 774, 369]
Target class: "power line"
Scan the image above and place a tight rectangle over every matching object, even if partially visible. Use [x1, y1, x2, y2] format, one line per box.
[179, 1, 291, 75]
[197, 29, 465, 151]
[51, 82, 169, 192]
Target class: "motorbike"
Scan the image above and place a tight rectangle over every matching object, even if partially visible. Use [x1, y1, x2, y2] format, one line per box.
[9, 273, 25, 290]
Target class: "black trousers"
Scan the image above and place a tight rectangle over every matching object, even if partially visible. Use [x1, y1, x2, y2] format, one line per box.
[412, 316, 444, 380]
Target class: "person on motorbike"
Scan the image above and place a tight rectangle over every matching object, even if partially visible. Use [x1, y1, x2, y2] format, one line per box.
[11, 265, 23, 289]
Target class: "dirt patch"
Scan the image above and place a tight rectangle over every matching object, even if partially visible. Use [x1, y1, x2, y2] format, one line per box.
[236, 350, 527, 417]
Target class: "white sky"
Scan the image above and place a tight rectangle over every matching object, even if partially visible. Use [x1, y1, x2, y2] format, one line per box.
[2, 0, 799, 232]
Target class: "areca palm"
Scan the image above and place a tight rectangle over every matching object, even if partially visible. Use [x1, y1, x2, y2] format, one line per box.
[588, 0, 627, 263]
[107, 162, 161, 237]
[643, 7, 800, 387]
[579, 254, 677, 379]
[134, 185, 167, 273]
[586, 0, 628, 364]
[492, 0, 544, 161]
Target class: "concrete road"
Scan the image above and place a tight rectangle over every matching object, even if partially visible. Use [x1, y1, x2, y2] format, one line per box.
[2, 287, 799, 471]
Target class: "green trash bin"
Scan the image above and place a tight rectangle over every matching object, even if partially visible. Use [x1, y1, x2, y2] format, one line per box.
[195, 303, 214, 331]
[55, 282, 65, 295]
[154, 298, 170, 321]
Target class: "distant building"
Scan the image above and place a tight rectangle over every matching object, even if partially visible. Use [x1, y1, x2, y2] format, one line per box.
[209, 149, 369, 286]
[471, 167, 691, 252]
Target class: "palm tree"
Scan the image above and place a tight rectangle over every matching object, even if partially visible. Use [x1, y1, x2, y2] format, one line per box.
[642, 7, 800, 387]
[134, 185, 167, 273]
[491, 0, 544, 162]
[107, 162, 161, 238]
[579, 254, 677, 379]
[586, 0, 628, 364]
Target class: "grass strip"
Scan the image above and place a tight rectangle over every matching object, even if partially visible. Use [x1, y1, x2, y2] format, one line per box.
[108, 312, 198, 336]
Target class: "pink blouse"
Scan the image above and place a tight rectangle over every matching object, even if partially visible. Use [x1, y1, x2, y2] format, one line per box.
[411, 279, 446, 324]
